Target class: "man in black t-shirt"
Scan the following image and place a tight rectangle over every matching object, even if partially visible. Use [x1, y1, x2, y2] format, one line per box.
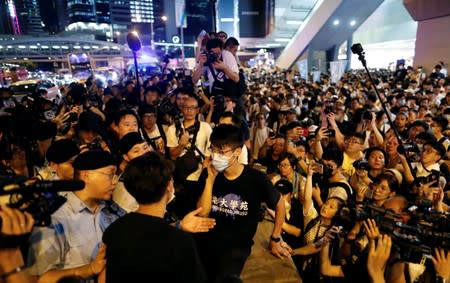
[198, 124, 290, 282]
[102, 152, 206, 283]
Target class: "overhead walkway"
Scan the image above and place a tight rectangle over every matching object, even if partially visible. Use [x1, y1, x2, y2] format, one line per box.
[276, 0, 383, 70]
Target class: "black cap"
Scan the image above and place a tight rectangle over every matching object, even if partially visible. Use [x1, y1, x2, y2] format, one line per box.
[46, 139, 80, 164]
[73, 150, 116, 170]
[424, 140, 446, 159]
[120, 132, 145, 154]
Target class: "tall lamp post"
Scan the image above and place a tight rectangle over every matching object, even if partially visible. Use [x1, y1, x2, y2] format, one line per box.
[150, 20, 155, 49]
[211, 0, 217, 32]
[126, 32, 142, 92]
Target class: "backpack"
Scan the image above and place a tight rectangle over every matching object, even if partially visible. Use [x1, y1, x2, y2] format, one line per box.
[236, 70, 247, 98]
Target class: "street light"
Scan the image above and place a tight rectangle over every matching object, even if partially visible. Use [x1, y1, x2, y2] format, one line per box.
[127, 32, 142, 92]
[152, 16, 167, 50]
[150, 20, 155, 50]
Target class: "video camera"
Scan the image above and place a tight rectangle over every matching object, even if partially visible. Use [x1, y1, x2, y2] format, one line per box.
[0, 176, 84, 226]
[398, 139, 421, 162]
[159, 95, 182, 123]
[337, 200, 450, 263]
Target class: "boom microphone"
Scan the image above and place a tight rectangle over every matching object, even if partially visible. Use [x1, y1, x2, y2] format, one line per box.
[0, 180, 85, 196]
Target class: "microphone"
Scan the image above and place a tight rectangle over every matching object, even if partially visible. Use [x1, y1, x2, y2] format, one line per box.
[0, 180, 85, 196]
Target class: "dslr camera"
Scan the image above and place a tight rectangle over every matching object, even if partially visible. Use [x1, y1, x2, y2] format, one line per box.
[353, 159, 370, 171]
[324, 105, 334, 114]
[203, 51, 219, 65]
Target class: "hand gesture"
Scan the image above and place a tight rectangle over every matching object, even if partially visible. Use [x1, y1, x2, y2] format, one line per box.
[180, 207, 216, 233]
[367, 235, 392, 283]
[431, 248, 450, 280]
[355, 168, 368, 178]
[327, 113, 338, 129]
[363, 219, 380, 240]
[52, 110, 71, 128]
[323, 226, 341, 243]
[0, 205, 34, 237]
[306, 163, 315, 177]
[316, 127, 329, 141]
[347, 221, 362, 241]
[433, 187, 445, 211]
[209, 96, 215, 110]
[370, 112, 377, 129]
[286, 141, 296, 155]
[356, 183, 369, 202]
[206, 161, 218, 180]
[266, 136, 275, 147]
[418, 180, 439, 199]
[90, 243, 106, 275]
[212, 60, 226, 71]
[269, 240, 292, 259]
[178, 130, 190, 147]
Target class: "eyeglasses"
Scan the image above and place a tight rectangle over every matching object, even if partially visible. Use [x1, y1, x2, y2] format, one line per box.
[210, 146, 237, 155]
[183, 106, 198, 111]
[278, 163, 291, 168]
[345, 139, 362, 145]
[142, 114, 156, 119]
[422, 146, 437, 154]
[91, 171, 119, 181]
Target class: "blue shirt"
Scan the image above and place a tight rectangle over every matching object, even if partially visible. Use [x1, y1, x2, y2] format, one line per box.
[27, 192, 126, 277]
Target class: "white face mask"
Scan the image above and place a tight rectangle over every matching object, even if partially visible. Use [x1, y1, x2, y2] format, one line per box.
[292, 92, 298, 98]
[212, 152, 233, 172]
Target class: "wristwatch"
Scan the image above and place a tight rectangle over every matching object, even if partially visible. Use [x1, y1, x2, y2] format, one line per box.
[270, 235, 281, 243]
[436, 276, 447, 283]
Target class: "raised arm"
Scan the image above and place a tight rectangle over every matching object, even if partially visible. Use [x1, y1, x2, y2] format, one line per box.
[327, 113, 345, 150]
[192, 53, 207, 84]
[303, 165, 314, 211]
[197, 164, 217, 217]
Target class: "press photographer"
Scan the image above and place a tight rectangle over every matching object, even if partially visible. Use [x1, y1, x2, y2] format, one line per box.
[192, 37, 240, 123]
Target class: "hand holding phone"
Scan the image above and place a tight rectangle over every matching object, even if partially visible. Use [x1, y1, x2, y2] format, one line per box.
[311, 162, 324, 174]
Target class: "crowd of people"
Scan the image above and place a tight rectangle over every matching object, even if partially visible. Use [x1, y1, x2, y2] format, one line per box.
[0, 29, 449, 283]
